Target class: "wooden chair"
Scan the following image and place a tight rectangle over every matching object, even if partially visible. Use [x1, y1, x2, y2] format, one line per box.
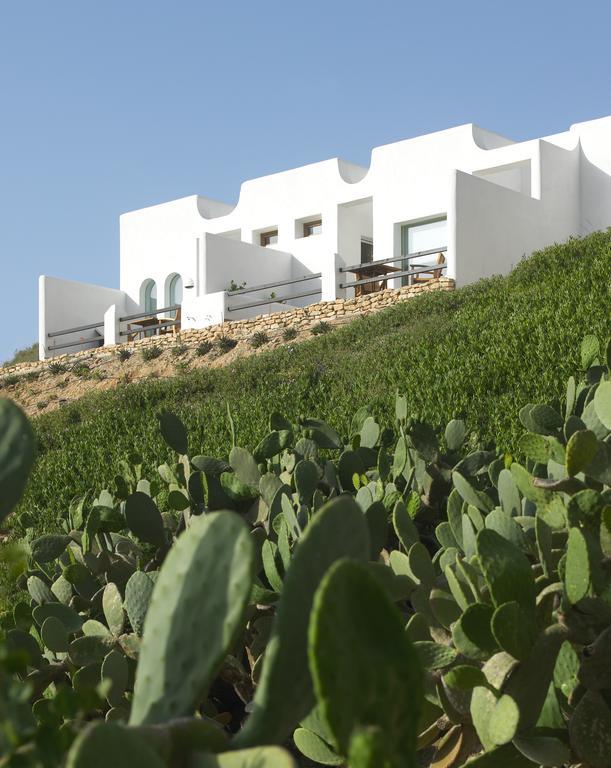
[159, 307, 182, 336]
[412, 252, 446, 284]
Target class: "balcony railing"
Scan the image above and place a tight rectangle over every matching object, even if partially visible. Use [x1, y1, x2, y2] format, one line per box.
[118, 304, 181, 338]
[47, 321, 104, 352]
[338, 246, 447, 291]
[226, 273, 322, 313]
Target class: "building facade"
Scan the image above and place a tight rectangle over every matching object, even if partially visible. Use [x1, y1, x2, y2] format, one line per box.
[39, 115, 611, 358]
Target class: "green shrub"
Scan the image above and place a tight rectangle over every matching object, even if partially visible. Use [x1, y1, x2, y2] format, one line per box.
[22, 370, 41, 382]
[282, 326, 298, 341]
[311, 321, 331, 335]
[0, 331, 609, 767]
[116, 347, 132, 362]
[171, 343, 188, 357]
[71, 363, 90, 378]
[48, 361, 68, 375]
[195, 340, 213, 356]
[1, 374, 20, 388]
[140, 345, 162, 362]
[217, 335, 237, 354]
[250, 330, 269, 348]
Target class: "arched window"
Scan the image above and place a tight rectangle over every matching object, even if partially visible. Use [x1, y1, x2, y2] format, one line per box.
[141, 279, 157, 313]
[166, 274, 183, 319]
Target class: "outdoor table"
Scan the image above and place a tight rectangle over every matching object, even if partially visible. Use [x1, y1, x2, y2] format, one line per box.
[348, 262, 401, 297]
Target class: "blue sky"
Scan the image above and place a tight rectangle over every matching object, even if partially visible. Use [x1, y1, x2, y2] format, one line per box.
[1, 0, 610, 362]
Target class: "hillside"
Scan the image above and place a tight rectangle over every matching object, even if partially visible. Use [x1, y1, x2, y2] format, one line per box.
[10, 231, 611, 537]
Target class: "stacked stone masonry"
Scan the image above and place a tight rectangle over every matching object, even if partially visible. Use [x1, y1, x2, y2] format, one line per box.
[4, 278, 454, 375]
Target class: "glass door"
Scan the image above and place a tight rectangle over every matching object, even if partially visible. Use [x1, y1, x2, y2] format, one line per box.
[400, 217, 447, 286]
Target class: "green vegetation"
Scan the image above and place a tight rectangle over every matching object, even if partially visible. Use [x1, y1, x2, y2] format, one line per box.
[2, 342, 38, 367]
[311, 320, 331, 335]
[116, 347, 132, 362]
[171, 342, 189, 357]
[140, 345, 162, 362]
[217, 335, 238, 354]
[0, 327, 609, 766]
[196, 340, 213, 356]
[48, 361, 68, 375]
[14, 233, 610, 536]
[250, 330, 270, 349]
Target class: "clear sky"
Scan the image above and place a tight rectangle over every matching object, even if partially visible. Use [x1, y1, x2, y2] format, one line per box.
[1, 0, 610, 362]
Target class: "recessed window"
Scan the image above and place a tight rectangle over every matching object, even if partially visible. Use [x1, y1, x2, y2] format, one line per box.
[303, 219, 322, 237]
[361, 237, 374, 264]
[260, 229, 278, 247]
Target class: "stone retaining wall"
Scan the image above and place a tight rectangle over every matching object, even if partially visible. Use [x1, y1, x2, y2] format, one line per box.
[3, 278, 454, 375]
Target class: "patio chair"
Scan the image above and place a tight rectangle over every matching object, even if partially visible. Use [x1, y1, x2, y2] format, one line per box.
[159, 307, 182, 335]
[412, 252, 446, 284]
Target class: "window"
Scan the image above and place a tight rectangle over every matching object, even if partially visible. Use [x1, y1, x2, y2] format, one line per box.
[167, 274, 183, 318]
[361, 237, 374, 264]
[260, 229, 278, 247]
[303, 218, 322, 237]
[142, 279, 157, 313]
[400, 217, 447, 286]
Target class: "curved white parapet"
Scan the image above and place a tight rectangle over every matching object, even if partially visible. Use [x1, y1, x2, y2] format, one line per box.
[40, 115, 611, 343]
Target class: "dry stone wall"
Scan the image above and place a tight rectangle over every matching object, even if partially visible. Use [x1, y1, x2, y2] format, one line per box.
[3, 278, 454, 375]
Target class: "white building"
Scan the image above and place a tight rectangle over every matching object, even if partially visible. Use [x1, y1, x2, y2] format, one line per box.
[39, 114, 611, 359]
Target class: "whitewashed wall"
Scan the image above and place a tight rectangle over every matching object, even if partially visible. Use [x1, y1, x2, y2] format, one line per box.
[39, 115, 611, 358]
[39, 276, 132, 359]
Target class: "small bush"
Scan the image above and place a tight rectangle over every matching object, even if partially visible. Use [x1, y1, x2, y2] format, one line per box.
[36, 400, 47, 410]
[1, 374, 20, 388]
[116, 347, 132, 362]
[195, 341, 213, 357]
[282, 326, 298, 341]
[141, 345, 162, 362]
[216, 336, 237, 354]
[311, 321, 331, 336]
[174, 360, 190, 375]
[250, 331, 269, 349]
[171, 343, 189, 357]
[72, 364, 90, 378]
[48, 361, 68, 375]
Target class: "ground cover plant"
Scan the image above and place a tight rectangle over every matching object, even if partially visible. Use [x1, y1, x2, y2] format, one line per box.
[13, 232, 610, 540]
[0, 331, 609, 767]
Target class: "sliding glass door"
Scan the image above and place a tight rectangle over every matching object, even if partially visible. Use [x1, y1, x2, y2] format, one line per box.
[400, 217, 447, 286]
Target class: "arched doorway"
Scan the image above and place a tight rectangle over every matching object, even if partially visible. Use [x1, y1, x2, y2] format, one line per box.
[166, 273, 183, 319]
[140, 279, 157, 313]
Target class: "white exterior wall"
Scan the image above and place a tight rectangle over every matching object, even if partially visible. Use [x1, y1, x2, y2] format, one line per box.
[39, 115, 611, 358]
[39, 276, 132, 359]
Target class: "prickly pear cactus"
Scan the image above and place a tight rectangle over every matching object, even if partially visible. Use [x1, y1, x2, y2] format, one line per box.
[0, 398, 35, 522]
[130, 512, 255, 725]
[66, 722, 166, 768]
[308, 559, 423, 767]
[190, 747, 297, 767]
[236, 496, 370, 748]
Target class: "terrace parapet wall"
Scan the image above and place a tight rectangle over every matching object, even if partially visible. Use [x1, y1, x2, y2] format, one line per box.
[4, 278, 454, 375]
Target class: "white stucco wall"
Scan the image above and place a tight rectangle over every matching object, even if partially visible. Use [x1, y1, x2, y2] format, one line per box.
[39, 276, 132, 359]
[40, 114, 611, 354]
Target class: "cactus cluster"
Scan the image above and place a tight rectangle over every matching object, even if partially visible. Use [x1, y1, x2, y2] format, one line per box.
[0, 334, 609, 767]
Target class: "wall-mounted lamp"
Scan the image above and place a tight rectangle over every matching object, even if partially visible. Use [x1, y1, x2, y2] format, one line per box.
[184, 277, 195, 290]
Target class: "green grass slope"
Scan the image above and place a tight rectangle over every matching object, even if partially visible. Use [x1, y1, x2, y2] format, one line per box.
[18, 231, 611, 535]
